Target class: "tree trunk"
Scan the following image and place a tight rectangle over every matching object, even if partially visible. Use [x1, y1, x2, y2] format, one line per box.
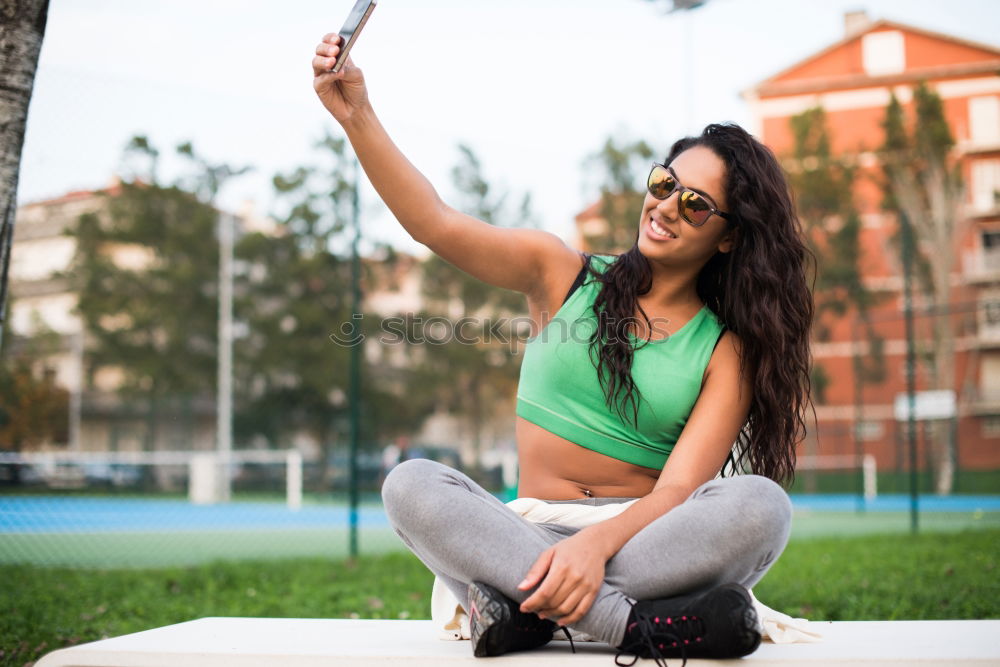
[895, 162, 965, 495]
[0, 0, 50, 350]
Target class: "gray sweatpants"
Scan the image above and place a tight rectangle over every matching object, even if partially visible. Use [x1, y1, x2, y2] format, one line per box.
[381, 458, 792, 648]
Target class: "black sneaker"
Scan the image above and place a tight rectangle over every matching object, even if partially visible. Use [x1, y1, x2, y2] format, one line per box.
[467, 581, 576, 657]
[614, 583, 761, 667]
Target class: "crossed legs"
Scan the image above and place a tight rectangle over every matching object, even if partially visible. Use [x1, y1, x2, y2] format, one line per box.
[381, 458, 791, 647]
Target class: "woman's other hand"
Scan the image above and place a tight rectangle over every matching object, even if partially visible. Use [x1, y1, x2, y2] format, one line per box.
[517, 529, 610, 627]
[312, 34, 369, 123]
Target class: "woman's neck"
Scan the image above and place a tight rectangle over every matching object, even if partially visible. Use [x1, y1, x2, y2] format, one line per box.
[643, 263, 702, 310]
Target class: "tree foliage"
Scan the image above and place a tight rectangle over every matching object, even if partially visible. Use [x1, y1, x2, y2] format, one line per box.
[880, 84, 965, 306]
[64, 136, 251, 452]
[581, 136, 654, 254]
[68, 172, 220, 400]
[0, 321, 69, 451]
[879, 82, 967, 494]
[409, 144, 537, 458]
[59, 132, 551, 465]
[234, 131, 424, 458]
[233, 132, 360, 454]
[787, 107, 886, 397]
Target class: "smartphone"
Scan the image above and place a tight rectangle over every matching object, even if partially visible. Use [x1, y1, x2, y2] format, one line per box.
[331, 0, 377, 73]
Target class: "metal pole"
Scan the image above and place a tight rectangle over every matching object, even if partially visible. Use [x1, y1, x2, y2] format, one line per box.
[900, 210, 919, 534]
[69, 331, 84, 451]
[348, 158, 362, 558]
[950, 415, 959, 493]
[852, 317, 865, 513]
[216, 212, 233, 502]
[683, 10, 694, 135]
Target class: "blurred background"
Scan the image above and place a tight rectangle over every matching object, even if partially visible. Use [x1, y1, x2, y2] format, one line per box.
[2, 0, 999, 663]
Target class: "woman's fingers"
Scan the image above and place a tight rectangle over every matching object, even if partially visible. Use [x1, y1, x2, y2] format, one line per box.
[555, 590, 597, 627]
[312, 34, 343, 76]
[520, 574, 559, 613]
[312, 55, 339, 77]
[315, 42, 340, 57]
[536, 577, 580, 619]
[518, 549, 554, 593]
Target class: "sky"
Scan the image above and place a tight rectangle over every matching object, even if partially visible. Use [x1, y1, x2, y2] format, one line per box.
[17, 0, 1000, 257]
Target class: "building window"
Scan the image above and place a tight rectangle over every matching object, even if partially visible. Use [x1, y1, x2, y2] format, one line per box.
[862, 31, 905, 75]
[982, 354, 1000, 398]
[971, 160, 1000, 212]
[983, 230, 1000, 272]
[983, 416, 1000, 439]
[969, 96, 1000, 145]
[982, 290, 1000, 338]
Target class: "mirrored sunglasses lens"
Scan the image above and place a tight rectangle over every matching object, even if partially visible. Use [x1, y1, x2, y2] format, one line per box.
[647, 167, 675, 199]
[680, 191, 712, 225]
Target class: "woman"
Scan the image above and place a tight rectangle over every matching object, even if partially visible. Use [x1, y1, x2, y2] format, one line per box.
[312, 33, 813, 665]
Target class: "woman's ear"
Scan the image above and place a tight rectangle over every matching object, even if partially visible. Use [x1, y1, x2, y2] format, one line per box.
[717, 227, 735, 254]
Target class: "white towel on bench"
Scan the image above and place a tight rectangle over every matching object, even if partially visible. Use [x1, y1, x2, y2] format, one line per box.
[431, 497, 822, 644]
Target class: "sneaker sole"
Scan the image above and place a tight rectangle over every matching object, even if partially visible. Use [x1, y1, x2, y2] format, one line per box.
[468, 581, 553, 658]
[469, 582, 509, 657]
[713, 583, 762, 658]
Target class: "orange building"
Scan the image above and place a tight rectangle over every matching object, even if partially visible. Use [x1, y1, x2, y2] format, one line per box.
[743, 12, 1000, 477]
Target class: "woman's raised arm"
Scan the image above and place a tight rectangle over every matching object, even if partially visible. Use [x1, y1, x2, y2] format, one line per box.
[312, 34, 580, 298]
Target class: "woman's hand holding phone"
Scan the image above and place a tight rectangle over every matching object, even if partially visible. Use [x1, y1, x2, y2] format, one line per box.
[312, 34, 369, 125]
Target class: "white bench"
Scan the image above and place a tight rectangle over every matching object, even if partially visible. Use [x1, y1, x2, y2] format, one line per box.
[35, 617, 1000, 666]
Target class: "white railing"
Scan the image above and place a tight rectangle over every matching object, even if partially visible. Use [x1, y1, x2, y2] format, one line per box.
[0, 449, 304, 510]
[797, 454, 877, 500]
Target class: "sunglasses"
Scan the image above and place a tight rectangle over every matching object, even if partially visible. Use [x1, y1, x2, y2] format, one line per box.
[646, 163, 731, 227]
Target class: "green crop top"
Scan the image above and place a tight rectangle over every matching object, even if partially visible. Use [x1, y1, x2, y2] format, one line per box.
[516, 254, 726, 470]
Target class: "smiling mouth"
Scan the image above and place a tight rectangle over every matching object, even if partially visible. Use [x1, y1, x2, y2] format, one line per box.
[648, 216, 677, 239]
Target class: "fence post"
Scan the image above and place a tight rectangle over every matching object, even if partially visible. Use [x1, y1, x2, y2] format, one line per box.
[862, 454, 877, 501]
[190, 453, 219, 504]
[286, 450, 303, 511]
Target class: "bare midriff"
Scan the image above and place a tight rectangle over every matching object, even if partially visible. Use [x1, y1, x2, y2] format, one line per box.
[515, 416, 659, 500]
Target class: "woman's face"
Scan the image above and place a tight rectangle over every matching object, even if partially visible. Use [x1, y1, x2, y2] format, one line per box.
[637, 145, 734, 267]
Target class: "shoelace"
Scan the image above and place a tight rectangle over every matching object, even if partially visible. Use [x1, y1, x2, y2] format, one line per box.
[613, 608, 706, 667]
[511, 617, 576, 653]
[558, 626, 577, 654]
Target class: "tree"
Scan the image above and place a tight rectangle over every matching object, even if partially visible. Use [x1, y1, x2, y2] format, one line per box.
[0, 0, 50, 352]
[581, 136, 654, 254]
[0, 319, 69, 452]
[233, 131, 385, 474]
[65, 136, 248, 450]
[786, 107, 886, 404]
[411, 144, 537, 464]
[880, 83, 967, 494]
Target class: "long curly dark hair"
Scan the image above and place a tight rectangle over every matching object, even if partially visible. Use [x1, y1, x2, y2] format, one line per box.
[586, 123, 815, 486]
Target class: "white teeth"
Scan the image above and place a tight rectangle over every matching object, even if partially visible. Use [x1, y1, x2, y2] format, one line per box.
[649, 217, 676, 238]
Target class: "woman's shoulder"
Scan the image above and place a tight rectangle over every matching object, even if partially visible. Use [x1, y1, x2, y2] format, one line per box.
[703, 306, 726, 334]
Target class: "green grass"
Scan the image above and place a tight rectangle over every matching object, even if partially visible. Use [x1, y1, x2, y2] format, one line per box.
[753, 529, 1000, 621]
[0, 551, 435, 667]
[2, 530, 999, 667]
